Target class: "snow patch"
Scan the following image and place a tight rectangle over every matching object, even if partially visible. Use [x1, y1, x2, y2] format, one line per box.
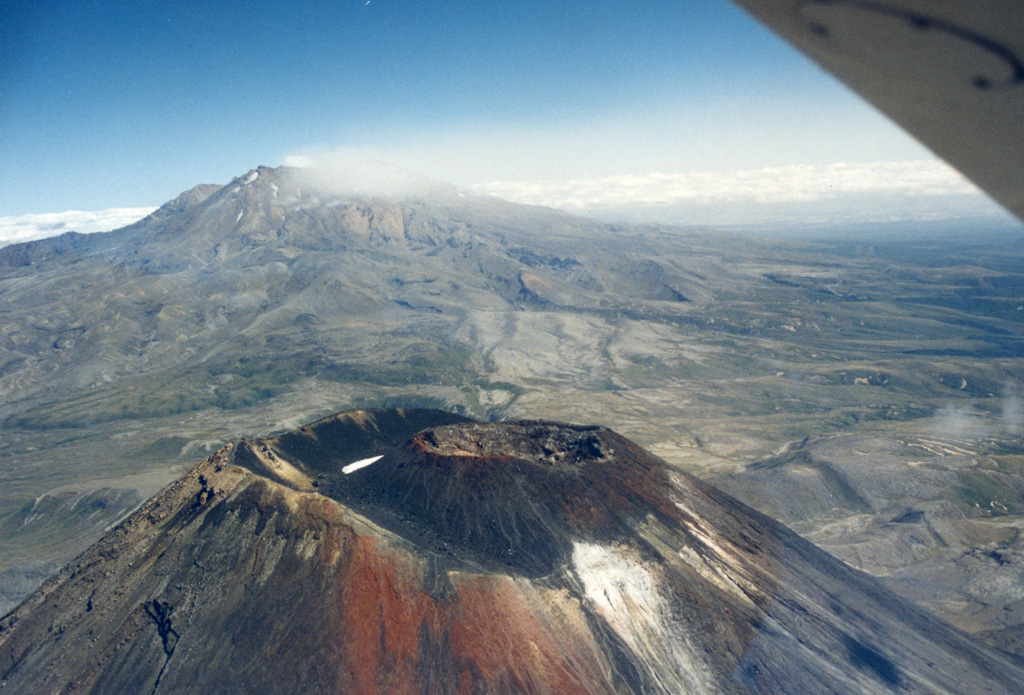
[675, 544, 756, 608]
[572, 541, 720, 694]
[342, 455, 383, 475]
[242, 170, 259, 185]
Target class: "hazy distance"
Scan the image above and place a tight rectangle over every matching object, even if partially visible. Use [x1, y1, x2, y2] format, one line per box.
[3, 155, 1021, 248]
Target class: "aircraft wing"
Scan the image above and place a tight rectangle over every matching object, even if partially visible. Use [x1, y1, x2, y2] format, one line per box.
[729, 0, 1024, 221]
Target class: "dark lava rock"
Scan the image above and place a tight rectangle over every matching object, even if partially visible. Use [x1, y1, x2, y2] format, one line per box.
[325, 421, 684, 577]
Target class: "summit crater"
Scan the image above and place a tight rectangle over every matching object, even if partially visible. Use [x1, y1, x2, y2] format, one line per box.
[239, 415, 687, 577]
[410, 421, 612, 466]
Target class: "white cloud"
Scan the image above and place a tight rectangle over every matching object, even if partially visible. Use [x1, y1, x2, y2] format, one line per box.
[930, 382, 1024, 442]
[463, 160, 1024, 227]
[933, 404, 993, 440]
[282, 147, 452, 198]
[0, 207, 156, 248]
[469, 160, 980, 210]
[1002, 382, 1024, 437]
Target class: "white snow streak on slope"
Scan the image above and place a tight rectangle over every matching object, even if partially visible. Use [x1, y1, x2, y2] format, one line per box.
[572, 541, 721, 695]
[342, 455, 383, 475]
[671, 493, 760, 608]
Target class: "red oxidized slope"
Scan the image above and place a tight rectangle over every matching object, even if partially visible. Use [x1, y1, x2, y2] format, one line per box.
[335, 533, 613, 695]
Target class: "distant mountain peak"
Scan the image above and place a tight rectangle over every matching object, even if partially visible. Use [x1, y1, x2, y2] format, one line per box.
[146, 182, 223, 221]
[75, 163, 585, 265]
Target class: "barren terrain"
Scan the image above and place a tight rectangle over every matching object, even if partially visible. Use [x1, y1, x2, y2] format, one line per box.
[1, 166, 1022, 654]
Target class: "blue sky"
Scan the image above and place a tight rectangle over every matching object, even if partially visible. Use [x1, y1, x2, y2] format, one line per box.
[0, 0, 1012, 229]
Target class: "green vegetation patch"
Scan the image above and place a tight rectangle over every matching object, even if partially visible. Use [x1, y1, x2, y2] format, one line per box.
[6, 341, 479, 430]
[322, 342, 475, 387]
[133, 436, 192, 461]
[474, 379, 525, 395]
[0, 488, 143, 566]
[952, 471, 1024, 517]
[991, 455, 1024, 475]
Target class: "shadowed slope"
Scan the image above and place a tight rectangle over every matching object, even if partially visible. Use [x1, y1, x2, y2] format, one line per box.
[318, 422, 687, 577]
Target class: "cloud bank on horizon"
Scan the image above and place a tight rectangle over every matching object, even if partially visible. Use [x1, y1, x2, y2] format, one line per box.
[469, 160, 1016, 227]
[2, 158, 1018, 248]
[0, 208, 156, 248]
